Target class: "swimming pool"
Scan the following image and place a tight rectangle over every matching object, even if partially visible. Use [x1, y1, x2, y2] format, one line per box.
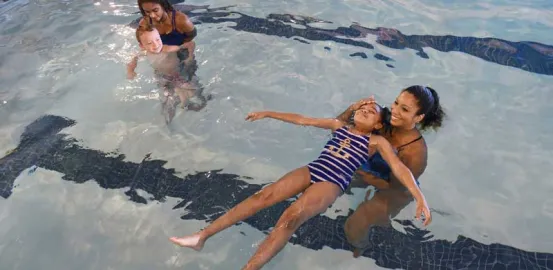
[1, 0, 552, 269]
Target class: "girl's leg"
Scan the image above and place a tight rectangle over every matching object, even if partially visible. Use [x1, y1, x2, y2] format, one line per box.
[242, 181, 342, 270]
[170, 166, 313, 250]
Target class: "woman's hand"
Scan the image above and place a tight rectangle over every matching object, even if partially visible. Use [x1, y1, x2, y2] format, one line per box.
[161, 45, 182, 53]
[351, 95, 376, 110]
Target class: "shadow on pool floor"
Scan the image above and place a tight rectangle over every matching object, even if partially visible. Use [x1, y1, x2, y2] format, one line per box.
[1, 114, 551, 270]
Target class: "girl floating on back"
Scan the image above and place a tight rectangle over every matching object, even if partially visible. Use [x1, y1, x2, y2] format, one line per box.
[170, 102, 432, 270]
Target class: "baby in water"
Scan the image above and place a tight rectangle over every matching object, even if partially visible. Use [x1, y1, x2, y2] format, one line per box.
[127, 24, 202, 123]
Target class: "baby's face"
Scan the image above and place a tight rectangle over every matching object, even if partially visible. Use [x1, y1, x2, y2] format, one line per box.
[139, 29, 163, 54]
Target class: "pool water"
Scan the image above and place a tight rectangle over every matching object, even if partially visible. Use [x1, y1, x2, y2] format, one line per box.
[1, 0, 552, 269]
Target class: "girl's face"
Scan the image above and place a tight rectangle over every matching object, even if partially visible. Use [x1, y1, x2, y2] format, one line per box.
[354, 103, 383, 131]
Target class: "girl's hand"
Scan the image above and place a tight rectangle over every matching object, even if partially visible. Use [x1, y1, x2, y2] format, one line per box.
[245, 111, 268, 122]
[415, 198, 432, 226]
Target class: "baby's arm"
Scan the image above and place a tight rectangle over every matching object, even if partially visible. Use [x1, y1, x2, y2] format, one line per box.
[245, 111, 345, 131]
[126, 51, 145, 79]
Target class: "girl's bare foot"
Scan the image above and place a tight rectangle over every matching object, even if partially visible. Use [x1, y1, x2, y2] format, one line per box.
[169, 233, 205, 251]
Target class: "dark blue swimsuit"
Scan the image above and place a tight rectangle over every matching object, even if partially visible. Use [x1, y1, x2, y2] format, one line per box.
[149, 10, 196, 79]
[360, 135, 423, 186]
[149, 10, 191, 46]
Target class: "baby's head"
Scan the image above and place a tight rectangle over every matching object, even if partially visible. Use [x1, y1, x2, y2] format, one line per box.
[352, 102, 390, 132]
[136, 24, 163, 54]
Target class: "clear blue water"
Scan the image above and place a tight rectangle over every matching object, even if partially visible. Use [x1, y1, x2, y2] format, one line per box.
[1, 0, 552, 269]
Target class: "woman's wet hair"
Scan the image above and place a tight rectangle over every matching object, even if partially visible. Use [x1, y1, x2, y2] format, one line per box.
[138, 0, 174, 17]
[379, 105, 393, 134]
[403, 85, 445, 131]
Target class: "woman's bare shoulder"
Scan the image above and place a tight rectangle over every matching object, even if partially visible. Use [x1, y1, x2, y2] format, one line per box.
[174, 11, 195, 32]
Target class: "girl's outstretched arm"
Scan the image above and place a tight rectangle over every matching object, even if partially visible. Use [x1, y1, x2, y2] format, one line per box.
[246, 111, 345, 131]
[369, 135, 433, 226]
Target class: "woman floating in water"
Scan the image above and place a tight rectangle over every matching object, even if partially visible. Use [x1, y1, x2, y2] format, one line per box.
[169, 102, 432, 270]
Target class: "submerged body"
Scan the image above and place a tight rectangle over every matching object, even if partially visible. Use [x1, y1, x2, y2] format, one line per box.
[127, 24, 208, 124]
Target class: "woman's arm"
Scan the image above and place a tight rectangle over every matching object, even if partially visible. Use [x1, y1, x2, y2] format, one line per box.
[245, 111, 345, 131]
[138, 17, 146, 27]
[173, 12, 196, 60]
[161, 45, 182, 53]
[174, 12, 197, 42]
[370, 135, 432, 225]
[356, 170, 390, 190]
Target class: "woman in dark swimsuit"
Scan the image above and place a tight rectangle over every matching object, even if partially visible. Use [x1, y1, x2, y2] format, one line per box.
[137, 0, 197, 63]
[337, 85, 446, 257]
[135, 0, 211, 116]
